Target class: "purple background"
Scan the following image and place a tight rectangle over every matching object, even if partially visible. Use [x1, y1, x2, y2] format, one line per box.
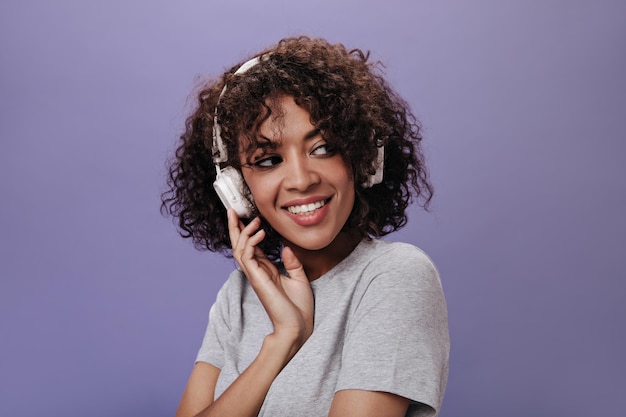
[1, 1, 625, 416]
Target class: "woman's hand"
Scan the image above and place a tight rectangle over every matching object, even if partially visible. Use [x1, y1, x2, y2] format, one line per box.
[228, 209, 314, 356]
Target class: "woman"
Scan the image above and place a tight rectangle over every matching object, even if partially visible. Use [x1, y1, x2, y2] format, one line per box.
[162, 36, 449, 417]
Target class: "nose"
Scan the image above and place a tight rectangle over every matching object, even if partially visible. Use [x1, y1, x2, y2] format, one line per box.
[283, 155, 320, 192]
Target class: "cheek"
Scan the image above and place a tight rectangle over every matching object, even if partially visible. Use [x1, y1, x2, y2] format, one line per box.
[241, 168, 258, 192]
[332, 169, 356, 214]
[335, 166, 355, 194]
[242, 172, 275, 210]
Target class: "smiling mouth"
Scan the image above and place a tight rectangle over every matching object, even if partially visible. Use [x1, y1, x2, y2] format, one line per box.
[285, 199, 330, 215]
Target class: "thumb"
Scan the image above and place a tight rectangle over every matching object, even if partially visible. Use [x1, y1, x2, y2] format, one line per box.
[282, 246, 308, 282]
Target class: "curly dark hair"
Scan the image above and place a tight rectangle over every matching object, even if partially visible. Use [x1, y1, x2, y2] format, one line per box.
[161, 36, 433, 260]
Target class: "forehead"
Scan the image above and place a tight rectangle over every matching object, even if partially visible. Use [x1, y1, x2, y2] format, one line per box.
[258, 96, 315, 139]
[239, 95, 316, 150]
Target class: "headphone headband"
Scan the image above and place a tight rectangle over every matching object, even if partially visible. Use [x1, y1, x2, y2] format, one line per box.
[212, 55, 268, 165]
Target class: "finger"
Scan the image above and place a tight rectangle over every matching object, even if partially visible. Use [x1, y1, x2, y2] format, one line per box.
[227, 208, 242, 249]
[282, 246, 308, 283]
[233, 219, 265, 273]
[241, 228, 265, 260]
[230, 215, 260, 254]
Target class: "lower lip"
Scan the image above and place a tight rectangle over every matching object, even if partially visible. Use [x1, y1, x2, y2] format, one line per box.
[284, 200, 331, 227]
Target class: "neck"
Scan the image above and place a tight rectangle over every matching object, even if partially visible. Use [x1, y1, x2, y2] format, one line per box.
[284, 232, 361, 281]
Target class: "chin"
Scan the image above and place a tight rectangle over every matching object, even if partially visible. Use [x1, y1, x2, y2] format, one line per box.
[282, 230, 343, 252]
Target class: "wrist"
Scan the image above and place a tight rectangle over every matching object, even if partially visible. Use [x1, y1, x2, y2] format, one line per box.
[261, 330, 307, 366]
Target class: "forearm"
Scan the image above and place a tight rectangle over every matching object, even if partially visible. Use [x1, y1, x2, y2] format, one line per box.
[193, 333, 298, 417]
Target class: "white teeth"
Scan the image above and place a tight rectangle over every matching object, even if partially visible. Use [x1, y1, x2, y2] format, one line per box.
[286, 200, 326, 215]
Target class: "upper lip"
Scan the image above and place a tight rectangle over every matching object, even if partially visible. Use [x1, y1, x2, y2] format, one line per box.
[281, 195, 331, 208]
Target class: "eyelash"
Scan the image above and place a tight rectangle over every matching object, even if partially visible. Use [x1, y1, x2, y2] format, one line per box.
[251, 143, 335, 168]
[253, 155, 282, 168]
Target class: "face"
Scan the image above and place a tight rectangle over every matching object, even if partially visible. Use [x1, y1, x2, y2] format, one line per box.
[240, 96, 355, 252]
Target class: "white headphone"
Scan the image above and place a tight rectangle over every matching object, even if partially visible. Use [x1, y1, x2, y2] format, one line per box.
[212, 56, 265, 218]
[212, 56, 384, 218]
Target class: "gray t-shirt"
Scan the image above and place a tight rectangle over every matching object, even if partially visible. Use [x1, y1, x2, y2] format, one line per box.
[196, 239, 449, 416]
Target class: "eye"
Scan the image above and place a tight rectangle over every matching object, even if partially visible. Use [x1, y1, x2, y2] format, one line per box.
[311, 143, 335, 156]
[253, 155, 282, 168]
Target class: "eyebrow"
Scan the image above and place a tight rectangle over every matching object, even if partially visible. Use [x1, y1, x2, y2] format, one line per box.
[304, 128, 322, 140]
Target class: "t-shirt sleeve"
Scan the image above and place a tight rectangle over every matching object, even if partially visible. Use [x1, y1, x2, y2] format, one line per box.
[195, 276, 234, 369]
[335, 245, 449, 416]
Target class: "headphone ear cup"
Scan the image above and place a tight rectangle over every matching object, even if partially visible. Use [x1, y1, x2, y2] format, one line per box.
[362, 146, 385, 188]
[213, 166, 255, 218]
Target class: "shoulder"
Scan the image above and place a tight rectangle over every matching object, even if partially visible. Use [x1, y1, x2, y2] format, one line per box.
[368, 240, 435, 263]
[213, 268, 245, 298]
[220, 268, 248, 292]
[211, 268, 252, 312]
[338, 239, 447, 316]
[360, 240, 441, 286]
[207, 267, 266, 335]
[336, 241, 450, 411]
